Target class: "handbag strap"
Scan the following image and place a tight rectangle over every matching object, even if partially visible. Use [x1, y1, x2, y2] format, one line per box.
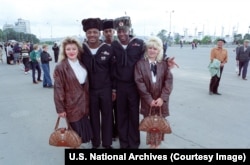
[149, 106, 163, 116]
[54, 117, 73, 130]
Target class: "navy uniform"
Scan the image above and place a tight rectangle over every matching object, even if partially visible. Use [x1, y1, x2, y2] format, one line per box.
[112, 16, 145, 148]
[81, 18, 114, 149]
[102, 19, 118, 141]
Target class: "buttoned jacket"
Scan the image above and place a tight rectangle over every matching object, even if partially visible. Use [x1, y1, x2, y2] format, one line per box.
[236, 46, 250, 62]
[53, 59, 90, 122]
[134, 58, 173, 117]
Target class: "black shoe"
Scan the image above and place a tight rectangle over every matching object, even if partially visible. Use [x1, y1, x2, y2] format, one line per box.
[243, 78, 247, 80]
[214, 92, 222, 95]
[47, 85, 54, 88]
[92, 146, 99, 149]
[103, 145, 113, 149]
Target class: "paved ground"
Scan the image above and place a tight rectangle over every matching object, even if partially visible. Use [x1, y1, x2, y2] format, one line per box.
[0, 45, 250, 165]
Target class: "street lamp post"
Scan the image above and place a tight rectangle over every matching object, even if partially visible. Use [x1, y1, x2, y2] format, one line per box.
[166, 10, 174, 44]
[47, 22, 53, 42]
[76, 20, 82, 38]
[169, 10, 174, 36]
[50, 25, 52, 42]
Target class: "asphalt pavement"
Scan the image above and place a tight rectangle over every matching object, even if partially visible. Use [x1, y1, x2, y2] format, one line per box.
[0, 45, 250, 165]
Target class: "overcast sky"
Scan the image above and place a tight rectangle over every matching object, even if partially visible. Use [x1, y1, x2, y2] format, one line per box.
[0, 0, 249, 39]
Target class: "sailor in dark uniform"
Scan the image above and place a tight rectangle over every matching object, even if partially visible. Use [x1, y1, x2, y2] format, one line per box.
[81, 18, 114, 149]
[102, 19, 118, 141]
[111, 16, 145, 149]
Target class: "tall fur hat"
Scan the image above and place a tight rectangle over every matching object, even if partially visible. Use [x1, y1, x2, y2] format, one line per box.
[217, 38, 226, 43]
[102, 19, 114, 30]
[114, 16, 131, 31]
[81, 18, 102, 32]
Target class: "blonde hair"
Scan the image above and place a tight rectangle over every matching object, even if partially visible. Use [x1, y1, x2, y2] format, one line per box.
[144, 36, 163, 62]
[42, 44, 48, 49]
[58, 36, 83, 62]
[33, 44, 39, 50]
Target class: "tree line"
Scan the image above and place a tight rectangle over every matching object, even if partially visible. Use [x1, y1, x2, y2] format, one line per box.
[0, 28, 40, 43]
[156, 29, 250, 45]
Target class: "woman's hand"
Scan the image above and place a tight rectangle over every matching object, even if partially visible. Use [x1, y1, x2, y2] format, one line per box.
[112, 92, 116, 101]
[167, 57, 179, 69]
[154, 98, 164, 107]
[58, 112, 66, 118]
[150, 100, 156, 107]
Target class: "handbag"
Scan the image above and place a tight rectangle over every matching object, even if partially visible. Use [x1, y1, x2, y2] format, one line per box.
[49, 117, 82, 148]
[139, 107, 172, 134]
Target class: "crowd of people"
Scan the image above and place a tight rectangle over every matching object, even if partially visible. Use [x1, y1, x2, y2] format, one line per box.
[0, 41, 55, 88]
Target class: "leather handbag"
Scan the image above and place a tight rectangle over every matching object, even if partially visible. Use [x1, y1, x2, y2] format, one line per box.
[49, 117, 82, 148]
[139, 107, 172, 134]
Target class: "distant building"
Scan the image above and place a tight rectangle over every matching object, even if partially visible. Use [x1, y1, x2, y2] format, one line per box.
[3, 24, 14, 30]
[14, 18, 31, 33]
[2, 18, 31, 34]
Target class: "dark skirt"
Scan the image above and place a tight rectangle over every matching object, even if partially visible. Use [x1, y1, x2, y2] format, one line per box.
[69, 116, 93, 143]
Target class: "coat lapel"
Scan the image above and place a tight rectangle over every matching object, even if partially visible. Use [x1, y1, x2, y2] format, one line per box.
[143, 59, 153, 83]
[156, 61, 163, 83]
[65, 60, 83, 89]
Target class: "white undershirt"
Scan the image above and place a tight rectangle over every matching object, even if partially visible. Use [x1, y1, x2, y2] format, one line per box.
[68, 59, 87, 84]
[122, 44, 127, 49]
[90, 48, 98, 55]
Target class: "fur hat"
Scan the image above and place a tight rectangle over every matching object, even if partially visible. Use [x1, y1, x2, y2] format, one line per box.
[217, 38, 226, 43]
[244, 39, 250, 43]
[114, 16, 131, 31]
[102, 19, 114, 30]
[81, 18, 102, 32]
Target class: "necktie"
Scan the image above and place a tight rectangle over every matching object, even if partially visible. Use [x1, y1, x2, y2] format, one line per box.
[150, 63, 157, 76]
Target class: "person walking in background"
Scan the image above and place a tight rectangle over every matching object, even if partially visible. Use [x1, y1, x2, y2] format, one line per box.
[40, 44, 53, 88]
[0, 44, 3, 64]
[163, 40, 168, 58]
[180, 40, 183, 48]
[134, 36, 173, 149]
[7, 43, 14, 65]
[4, 42, 8, 59]
[52, 42, 59, 63]
[20, 42, 31, 74]
[81, 18, 114, 149]
[234, 43, 241, 74]
[53, 36, 93, 148]
[102, 18, 118, 141]
[209, 39, 228, 95]
[236, 39, 250, 80]
[13, 42, 21, 65]
[29, 44, 42, 84]
[191, 41, 195, 49]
